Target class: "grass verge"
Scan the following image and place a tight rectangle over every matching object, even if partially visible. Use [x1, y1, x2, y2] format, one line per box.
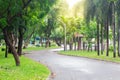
[0, 50, 50, 80]
[60, 50, 120, 63]
[23, 46, 60, 52]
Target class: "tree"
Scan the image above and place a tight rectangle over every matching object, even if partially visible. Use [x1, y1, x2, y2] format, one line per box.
[0, 0, 32, 66]
[84, 0, 120, 58]
[116, 0, 120, 57]
[0, 0, 58, 66]
[51, 26, 64, 46]
[84, 0, 100, 55]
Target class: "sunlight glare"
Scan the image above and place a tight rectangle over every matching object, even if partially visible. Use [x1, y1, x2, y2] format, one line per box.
[66, 0, 82, 8]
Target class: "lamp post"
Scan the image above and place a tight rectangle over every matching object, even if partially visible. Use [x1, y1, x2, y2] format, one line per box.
[59, 18, 67, 51]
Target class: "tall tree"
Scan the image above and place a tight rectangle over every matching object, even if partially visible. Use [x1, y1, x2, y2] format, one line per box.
[116, 0, 120, 57]
[0, 0, 58, 66]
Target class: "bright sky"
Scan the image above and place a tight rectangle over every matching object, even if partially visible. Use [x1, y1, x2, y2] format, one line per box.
[66, 0, 82, 8]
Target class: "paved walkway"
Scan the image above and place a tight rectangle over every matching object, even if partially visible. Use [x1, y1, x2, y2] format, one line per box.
[25, 48, 120, 80]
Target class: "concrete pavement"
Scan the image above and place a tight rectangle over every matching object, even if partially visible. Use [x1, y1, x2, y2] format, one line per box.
[25, 49, 120, 80]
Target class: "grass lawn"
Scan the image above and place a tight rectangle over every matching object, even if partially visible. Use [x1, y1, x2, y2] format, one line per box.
[23, 46, 60, 52]
[0, 49, 50, 80]
[60, 50, 120, 63]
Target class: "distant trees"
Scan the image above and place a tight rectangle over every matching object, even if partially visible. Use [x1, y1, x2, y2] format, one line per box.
[84, 0, 120, 57]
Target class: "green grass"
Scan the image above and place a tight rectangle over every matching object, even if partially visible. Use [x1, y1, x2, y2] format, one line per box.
[23, 47, 45, 52]
[60, 50, 120, 63]
[0, 50, 50, 80]
[23, 46, 60, 52]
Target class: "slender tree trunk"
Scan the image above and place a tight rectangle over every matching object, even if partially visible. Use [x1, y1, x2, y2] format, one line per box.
[17, 27, 23, 56]
[3, 28, 20, 66]
[106, 17, 109, 56]
[5, 44, 8, 58]
[117, 15, 120, 57]
[74, 37, 77, 50]
[64, 25, 67, 51]
[97, 21, 100, 56]
[112, 2, 116, 58]
[69, 39, 73, 50]
[78, 37, 81, 50]
[101, 23, 104, 55]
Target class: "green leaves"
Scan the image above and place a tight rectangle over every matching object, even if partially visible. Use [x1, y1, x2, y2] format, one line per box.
[0, 18, 7, 28]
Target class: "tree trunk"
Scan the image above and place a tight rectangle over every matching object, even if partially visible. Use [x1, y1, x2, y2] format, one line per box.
[17, 27, 23, 56]
[3, 28, 20, 66]
[117, 15, 120, 57]
[112, 2, 116, 58]
[101, 23, 104, 55]
[45, 38, 50, 48]
[55, 38, 61, 46]
[64, 26, 67, 51]
[77, 37, 81, 50]
[7, 32, 16, 53]
[97, 21, 100, 56]
[106, 16, 109, 56]
[5, 44, 8, 58]
[69, 39, 73, 50]
[74, 37, 77, 50]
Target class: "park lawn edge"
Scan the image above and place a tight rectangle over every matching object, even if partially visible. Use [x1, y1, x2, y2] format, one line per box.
[59, 50, 120, 64]
[24, 56, 51, 80]
[23, 46, 60, 52]
[0, 51, 50, 80]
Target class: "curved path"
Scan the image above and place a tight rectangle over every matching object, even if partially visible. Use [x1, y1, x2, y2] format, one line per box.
[25, 49, 120, 80]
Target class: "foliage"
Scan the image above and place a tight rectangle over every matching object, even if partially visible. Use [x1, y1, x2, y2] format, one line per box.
[51, 26, 64, 39]
[80, 20, 97, 41]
